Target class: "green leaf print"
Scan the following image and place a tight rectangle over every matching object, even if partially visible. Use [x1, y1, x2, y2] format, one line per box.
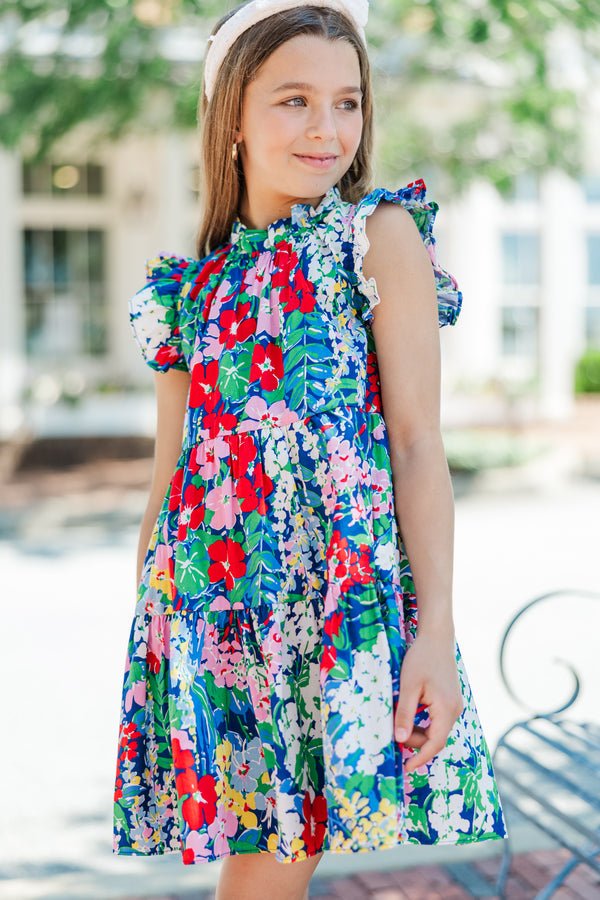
[304, 737, 323, 785]
[238, 828, 262, 846]
[462, 762, 484, 811]
[130, 661, 143, 682]
[175, 538, 210, 595]
[379, 775, 398, 804]
[219, 348, 251, 400]
[232, 839, 262, 854]
[346, 772, 375, 796]
[407, 801, 431, 837]
[113, 803, 129, 834]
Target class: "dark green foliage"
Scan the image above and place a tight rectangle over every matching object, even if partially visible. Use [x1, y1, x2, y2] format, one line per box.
[574, 348, 600, 393]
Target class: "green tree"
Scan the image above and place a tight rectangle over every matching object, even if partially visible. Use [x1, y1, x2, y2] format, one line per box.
[1, 0, 598, 193]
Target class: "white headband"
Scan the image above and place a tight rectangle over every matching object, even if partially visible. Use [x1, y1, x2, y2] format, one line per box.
[203, 0, 369, 102]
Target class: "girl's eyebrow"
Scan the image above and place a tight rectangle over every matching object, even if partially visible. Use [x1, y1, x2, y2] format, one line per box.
[271, 81, 363, 95]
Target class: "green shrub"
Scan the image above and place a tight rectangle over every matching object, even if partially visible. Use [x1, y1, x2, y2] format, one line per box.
[574, 348, 600, 393]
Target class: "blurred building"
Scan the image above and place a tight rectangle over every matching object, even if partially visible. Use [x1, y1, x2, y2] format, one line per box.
[0, 133, 599, 439]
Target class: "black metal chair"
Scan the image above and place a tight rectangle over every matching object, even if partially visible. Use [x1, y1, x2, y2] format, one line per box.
[492, 588, 600, 899]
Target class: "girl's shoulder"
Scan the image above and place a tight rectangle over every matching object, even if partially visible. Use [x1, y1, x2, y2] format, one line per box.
[336, 178, 463, 327]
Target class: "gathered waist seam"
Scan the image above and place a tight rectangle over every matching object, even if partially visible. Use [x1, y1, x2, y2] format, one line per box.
[181, 402, 381, 448]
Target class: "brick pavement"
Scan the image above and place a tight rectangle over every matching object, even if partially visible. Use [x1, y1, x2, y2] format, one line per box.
[119, 848, 600, 900]
[306, 847, 599, 899]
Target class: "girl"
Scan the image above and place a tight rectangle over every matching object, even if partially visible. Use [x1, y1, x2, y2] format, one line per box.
[113, 1, 508, 898]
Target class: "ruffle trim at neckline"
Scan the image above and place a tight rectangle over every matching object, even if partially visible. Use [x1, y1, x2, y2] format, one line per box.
[229, 184, 342, 251]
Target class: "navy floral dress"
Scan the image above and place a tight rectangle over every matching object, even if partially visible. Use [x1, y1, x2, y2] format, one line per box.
[113, 178, 507, 866]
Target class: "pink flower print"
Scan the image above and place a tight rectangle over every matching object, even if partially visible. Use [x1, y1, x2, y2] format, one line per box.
[205, 475, 241, 530]
[243, 396, 299, 430]
[202, 626, 245, 689]
[147, 614, 171, 673]
[349, 489, 368, 524]
[124, 678, 146, 713]
[260, 625, 283, 679]
[196, 321, 226, 362]
[192, 436, 230, 480]
[242, 253, 275, 298]
[207, 806, 239, 857]
[326, 435, 360, 490]
[171, 727, 197, 753]
[246, 669, 272, 722]
[155, 541, 173, 571]
[426, 242, 437, 265]
[183, 829, 212, 862]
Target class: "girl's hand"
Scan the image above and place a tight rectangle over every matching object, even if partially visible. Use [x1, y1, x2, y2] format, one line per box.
[394, 631, 463, 774]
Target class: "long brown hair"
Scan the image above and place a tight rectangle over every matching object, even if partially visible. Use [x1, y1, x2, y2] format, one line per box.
[195, 3, 375, 259]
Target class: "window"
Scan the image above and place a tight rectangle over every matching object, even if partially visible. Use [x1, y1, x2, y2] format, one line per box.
[501, 307, 539, 357]
[586, 233, 600, 347]
[23, 229, 107, 358]
[500, 232, 540, 358]
[585, 308, 600, 347]
[505, 172, 540, 203]
[581, 175, 600, 204]
[501, 233, 540, 285]
[22, 162, 105, 196]
[587, 234, 600, 285]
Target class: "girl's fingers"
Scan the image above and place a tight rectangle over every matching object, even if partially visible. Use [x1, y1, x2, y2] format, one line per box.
[402, 718, 454, 772]
[397, 726, 428, 748]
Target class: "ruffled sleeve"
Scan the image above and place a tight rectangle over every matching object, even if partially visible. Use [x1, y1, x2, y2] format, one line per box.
[351, 178, 463, 327]
[128, 253, 191, 372]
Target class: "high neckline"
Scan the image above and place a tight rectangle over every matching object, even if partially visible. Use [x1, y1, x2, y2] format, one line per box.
[229, 184, 342, 251]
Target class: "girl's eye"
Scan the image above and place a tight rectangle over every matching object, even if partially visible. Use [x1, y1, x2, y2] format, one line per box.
[283, 97, 359, 110]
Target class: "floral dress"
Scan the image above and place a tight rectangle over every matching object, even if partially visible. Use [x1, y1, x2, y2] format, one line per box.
[113, 178, 508, 866]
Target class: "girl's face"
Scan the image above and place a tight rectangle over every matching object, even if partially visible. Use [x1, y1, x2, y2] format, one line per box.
[237, 34, 363, 222]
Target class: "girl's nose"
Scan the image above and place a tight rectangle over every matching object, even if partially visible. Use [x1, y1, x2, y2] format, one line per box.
[306, 106, 337, 141]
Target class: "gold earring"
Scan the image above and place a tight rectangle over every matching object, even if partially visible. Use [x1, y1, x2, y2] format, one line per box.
[232, 141, 238, 161]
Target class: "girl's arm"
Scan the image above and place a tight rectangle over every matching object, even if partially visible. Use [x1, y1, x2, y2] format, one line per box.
[362, 202, 463, 772]
[136, 369, 191, 585]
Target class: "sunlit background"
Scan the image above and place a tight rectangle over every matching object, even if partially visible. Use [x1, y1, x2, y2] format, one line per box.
[1, 2, 599, 899]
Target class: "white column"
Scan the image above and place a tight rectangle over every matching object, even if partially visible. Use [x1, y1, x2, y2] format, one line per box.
[538, 170, 584, 420]
[0, 148, 26, 438]
[439, 180, 502, 426]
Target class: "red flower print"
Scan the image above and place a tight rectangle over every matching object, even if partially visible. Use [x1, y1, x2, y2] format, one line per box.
[230, 432, 258, 480]
[147, 649, 160, 674]
[219, 300, 257, 350]
[178, 482, 206, 541]
[366, 350, 382, 413]
[324, 609, 343, 638]
[249, 342, 284, 392]
[341, 544, 373, 591]
[154, 337, 184, 368]
[203, 410, 240, 439]
[326, 532, 373, 592]
[178, 770, 218, 828]
[207, 537, 246, 590]
[236, 462, 274, 514]
[189, 359, 221, 410]
[118, 722, 141, 761]
[293, 267, 318, 314]
[168, 466, 184, 511]
[172, 736, 195, 770]
[271, 241, 298, 275]
[191, 251, 229, 321]
[321, 644, 337, 675]
[301, 791, 328, 855]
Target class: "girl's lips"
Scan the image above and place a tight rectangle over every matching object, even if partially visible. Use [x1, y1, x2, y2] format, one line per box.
[294, 154, 337, 169]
